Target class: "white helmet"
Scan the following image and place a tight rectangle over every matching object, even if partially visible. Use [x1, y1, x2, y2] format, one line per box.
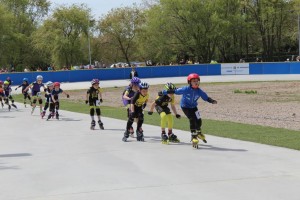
[36, 75, 43, 80]
[46, 81, 53, 87]
[139, 82, 149, 89]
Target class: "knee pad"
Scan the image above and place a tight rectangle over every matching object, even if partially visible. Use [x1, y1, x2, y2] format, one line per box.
[138, 112, 144, 121]
[33, 99, 37, 104]
[8, 95, 12, 100]
[96, 108, 101, 115]
[38, 99, 43, 104]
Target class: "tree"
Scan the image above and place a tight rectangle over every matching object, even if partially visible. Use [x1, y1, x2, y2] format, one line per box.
[32, 4, 93, 68]
[98, 5, 145, 64]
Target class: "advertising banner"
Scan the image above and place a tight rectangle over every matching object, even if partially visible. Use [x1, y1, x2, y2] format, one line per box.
[221, 63, 249, 75]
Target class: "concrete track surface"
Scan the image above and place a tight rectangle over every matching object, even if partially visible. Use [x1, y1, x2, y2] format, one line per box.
[1, 74, 300, 200]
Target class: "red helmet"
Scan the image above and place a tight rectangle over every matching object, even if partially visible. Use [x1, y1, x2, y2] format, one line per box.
[187, 73, 200, 83]
[54, 82, 60, 87]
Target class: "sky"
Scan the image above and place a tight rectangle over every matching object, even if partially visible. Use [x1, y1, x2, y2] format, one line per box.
[49, 0, 144, 19]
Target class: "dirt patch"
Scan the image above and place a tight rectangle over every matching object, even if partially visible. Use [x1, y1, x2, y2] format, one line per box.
[62, 81, 300, 131]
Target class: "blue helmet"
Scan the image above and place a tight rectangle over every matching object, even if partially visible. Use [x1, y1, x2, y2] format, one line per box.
[23, 78, 28, 82]
[131, 77, 141, 85]
[139, 82, 149, 89]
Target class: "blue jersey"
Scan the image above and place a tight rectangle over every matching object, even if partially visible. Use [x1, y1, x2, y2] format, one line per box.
[163, 86, 209, 108]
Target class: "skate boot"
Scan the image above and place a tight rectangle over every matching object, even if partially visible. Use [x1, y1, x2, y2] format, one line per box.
[122, 130, 130, 142]
[1, 102, 3, 108]
[12, 104, 17, 109]
[129, 126, 134, 137]
[197, 131, 207, 143]
[8, 105, 11, 111]
[136, 128, 144, 142]
[41, 111, 46, 119]
[191, 132, 199, 149]
[56, 112, 59, 120]
[31, 106, 35, 115]
[98, 120, 104, 130]
[161, 133, 169, 144]
[90, 120, 96, 130]
[168, 133, 180, 143]
[46, 112, 54, 121]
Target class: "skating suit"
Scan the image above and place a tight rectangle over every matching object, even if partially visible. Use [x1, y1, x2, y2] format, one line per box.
[154, 92, 174, 114]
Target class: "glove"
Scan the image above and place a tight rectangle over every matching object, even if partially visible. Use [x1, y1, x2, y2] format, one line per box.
[142, 103, 147, 109]
[148, 111, 153, 115]
[67, 94, 70, 98]
[100, 99, 103, 103]
[175, 114, 181, 119]
[85, 100, 88, 104]
[212, 100, 217, 104]
[15, 88, 17, 91]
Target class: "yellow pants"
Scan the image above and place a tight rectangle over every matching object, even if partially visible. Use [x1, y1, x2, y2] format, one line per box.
[160, 112, 173, 129]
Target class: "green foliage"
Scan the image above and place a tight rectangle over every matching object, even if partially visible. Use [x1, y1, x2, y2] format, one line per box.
[234, 89, 257, 94]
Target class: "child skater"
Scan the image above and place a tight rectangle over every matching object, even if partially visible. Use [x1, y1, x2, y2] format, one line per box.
[15, 78, 32, 107]
[148, 82, 181, 144]
[46, 82, 69, 120]
[85, 79, 104, 130]
[122, 82, 149, 142]
[162, 73, 217, 149]
[122, 77, 141, 136]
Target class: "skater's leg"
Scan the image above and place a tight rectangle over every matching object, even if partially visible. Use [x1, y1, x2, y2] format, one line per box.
[96, 107, 104, 129]
[90, 106, 96, 129]
[196, 118, 207, 143]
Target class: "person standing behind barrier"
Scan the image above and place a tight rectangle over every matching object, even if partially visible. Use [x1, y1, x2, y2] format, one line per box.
[85, 79, 104, 130]
[15, 78, 32, 107]
[162, 73, 217, 149]
[129, 66, 138, 79]
[24, 75, 46, 115]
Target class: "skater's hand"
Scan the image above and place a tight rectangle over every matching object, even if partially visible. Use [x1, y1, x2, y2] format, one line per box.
[100, 99, 103, 103]
[15, 88, 17, 91]
[67, 94, 70, 98]
[212, 100, 217, 104]
[175, 114, 181, 119]
[85, 100, 88, 104]
[148, 111, 153, 115]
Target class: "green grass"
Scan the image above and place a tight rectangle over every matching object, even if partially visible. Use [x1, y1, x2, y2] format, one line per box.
[13, 94, 300, 150]
[233, 89, 257, 94]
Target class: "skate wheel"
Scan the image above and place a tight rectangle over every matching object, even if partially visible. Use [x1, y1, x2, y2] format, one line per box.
[122, 137, 127, 142]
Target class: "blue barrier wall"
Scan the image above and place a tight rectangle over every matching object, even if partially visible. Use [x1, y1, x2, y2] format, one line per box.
[0, 64, 221, 85]
[0, 62, 299, 86]
[249, 62, 300, 74]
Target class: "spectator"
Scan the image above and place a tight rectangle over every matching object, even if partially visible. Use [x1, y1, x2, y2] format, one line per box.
[239, 59, 245, 63]
[24, 67, 30, 72]
[296, 56, 300, 62]
[48, 65, 53, 71]
[129, 67, 138, 79]
[36, 67, 42, 72]
[179, 59, 185, 65]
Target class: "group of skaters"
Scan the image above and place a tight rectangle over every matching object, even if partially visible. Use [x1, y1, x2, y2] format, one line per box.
[121, 73, 217, 149]
[1, 72, 217, 149]
[0, 75, 70, 121]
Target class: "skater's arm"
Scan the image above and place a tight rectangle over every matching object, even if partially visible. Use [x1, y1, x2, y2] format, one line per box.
[123, 91, 131, 101]
[149, 101, 156, 113]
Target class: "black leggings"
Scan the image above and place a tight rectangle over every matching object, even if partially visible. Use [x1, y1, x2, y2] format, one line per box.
[181, 107, 202, 133]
